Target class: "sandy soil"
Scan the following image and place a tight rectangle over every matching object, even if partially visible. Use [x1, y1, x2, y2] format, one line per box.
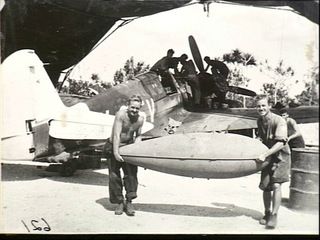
[0, 161, 318, 235]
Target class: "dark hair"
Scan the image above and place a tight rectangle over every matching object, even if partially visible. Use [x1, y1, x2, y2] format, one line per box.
[128, 94, 142, 105]
[180, 54, 188, 61]
[279, 108, 288, 115]
[274, 102, 285, 110]
[167, 49, 174, 55]
[204, 56, 210, 61]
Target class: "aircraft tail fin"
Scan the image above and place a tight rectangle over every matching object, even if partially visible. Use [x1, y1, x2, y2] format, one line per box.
[1, 49, 65, 139]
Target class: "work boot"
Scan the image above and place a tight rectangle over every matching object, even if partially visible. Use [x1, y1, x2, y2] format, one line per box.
[259, 210, 271, 225]
[114, 202, 124, 215]
[125, 201, 135, 216]
[266, 214, 277, 229]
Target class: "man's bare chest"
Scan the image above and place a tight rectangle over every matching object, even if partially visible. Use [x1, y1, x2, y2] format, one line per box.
[122, 119, 140, 132]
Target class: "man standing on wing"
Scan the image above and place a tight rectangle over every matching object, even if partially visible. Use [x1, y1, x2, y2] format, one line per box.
[203, 56, 229, 108]
[255, 95, 291, 229]
[179, 54, 201, 107]
[150, 49, 177, 74]
[107, 95, 144, 216]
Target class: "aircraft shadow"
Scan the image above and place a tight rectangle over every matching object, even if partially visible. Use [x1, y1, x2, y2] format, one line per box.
[1, 163, 109, 186]
[96, 198, 262, 220]
[46, 169, 109, 186]
[1, 164, 44, 181]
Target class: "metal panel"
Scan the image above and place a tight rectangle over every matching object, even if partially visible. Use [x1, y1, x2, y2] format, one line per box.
[33, 121, 50, 157]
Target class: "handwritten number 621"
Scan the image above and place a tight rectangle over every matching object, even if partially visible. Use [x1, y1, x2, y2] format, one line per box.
[22, 218, 51, 232]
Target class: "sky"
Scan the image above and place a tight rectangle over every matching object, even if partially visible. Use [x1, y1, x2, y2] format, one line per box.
[67, 2, 319, 97]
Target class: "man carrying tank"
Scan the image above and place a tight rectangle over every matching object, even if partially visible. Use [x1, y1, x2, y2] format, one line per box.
[106, 95, 144, 216]
[255, 95, 291, 229]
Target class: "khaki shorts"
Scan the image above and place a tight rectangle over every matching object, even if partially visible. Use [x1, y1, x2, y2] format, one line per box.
[259, 156, 290, 191]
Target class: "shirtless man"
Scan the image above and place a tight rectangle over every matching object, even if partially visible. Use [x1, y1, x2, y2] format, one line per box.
[279, 108, 305, 150]
[179, 54, 201, 106]
[150, 49, 178, 92]
[150, 49, 176, 74]
[204, 56, 229, 107]
[107, 95, 144, 216]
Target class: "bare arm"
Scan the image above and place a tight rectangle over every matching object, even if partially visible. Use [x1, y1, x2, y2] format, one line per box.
[134, 116, 144, 143]
[112, 112, 124, 162]
[173, 66, 179, 75]
[256, 141, 285, 162]
[179, 65, 185, 75]
[288, 119, 302, 141]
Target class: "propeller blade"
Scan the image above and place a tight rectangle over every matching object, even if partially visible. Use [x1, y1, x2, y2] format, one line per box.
[188, 35, 205, 73]
[188, 35, 256, 97]
[227, 86, 257, 97]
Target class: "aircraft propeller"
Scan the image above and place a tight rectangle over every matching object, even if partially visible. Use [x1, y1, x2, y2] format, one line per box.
[188, 35, 205, 73]
[188, 35, 256, 97]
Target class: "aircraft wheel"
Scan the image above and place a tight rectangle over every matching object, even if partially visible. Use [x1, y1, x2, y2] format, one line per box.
[59, 161, 76, 177]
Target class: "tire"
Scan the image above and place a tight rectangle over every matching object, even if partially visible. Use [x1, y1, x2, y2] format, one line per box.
[59, 161, 76, 177]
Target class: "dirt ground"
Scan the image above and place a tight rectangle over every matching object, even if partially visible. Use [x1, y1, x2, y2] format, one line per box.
[1, 123, 318, 235]
[0, 161, 318, 235]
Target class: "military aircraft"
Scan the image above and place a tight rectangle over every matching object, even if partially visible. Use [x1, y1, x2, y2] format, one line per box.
[1, 0, 319, 177]
[1, 46, 318, 177]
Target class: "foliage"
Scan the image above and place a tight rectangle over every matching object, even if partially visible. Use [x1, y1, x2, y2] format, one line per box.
[259, 59, 295, 105]
[59, 73, 112, 97]
[91, 73, 99, 83]
[59, 79, 92, 96]
[296, 66, 319, 106]
[113, 57, 149, 85]
[59, 57, 149, 96]
[261, 82, 289, 106]
[227, 68, 250, 87]
[221, 49, 257, 106]
[223, 49, 257, 66]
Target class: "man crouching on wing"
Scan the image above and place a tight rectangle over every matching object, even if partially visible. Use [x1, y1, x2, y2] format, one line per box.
[254, 95, 290, 230]
[107, 94, 144, 216]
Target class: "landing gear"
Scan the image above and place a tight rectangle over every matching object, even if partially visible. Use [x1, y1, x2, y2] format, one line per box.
[59, 151, 103, 176]
[59, 161, 77, 177]
[45, 159, 77, 177]
[44, 150, 102, 177]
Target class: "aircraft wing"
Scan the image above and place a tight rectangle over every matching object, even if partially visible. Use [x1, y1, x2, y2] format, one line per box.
[174, 106, 319, 133]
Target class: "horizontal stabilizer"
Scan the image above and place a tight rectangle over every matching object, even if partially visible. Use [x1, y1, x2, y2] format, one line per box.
[49, 105, 154, 140]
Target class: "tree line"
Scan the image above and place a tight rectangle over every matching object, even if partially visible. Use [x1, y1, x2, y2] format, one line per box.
[59, 50, 319, 107]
